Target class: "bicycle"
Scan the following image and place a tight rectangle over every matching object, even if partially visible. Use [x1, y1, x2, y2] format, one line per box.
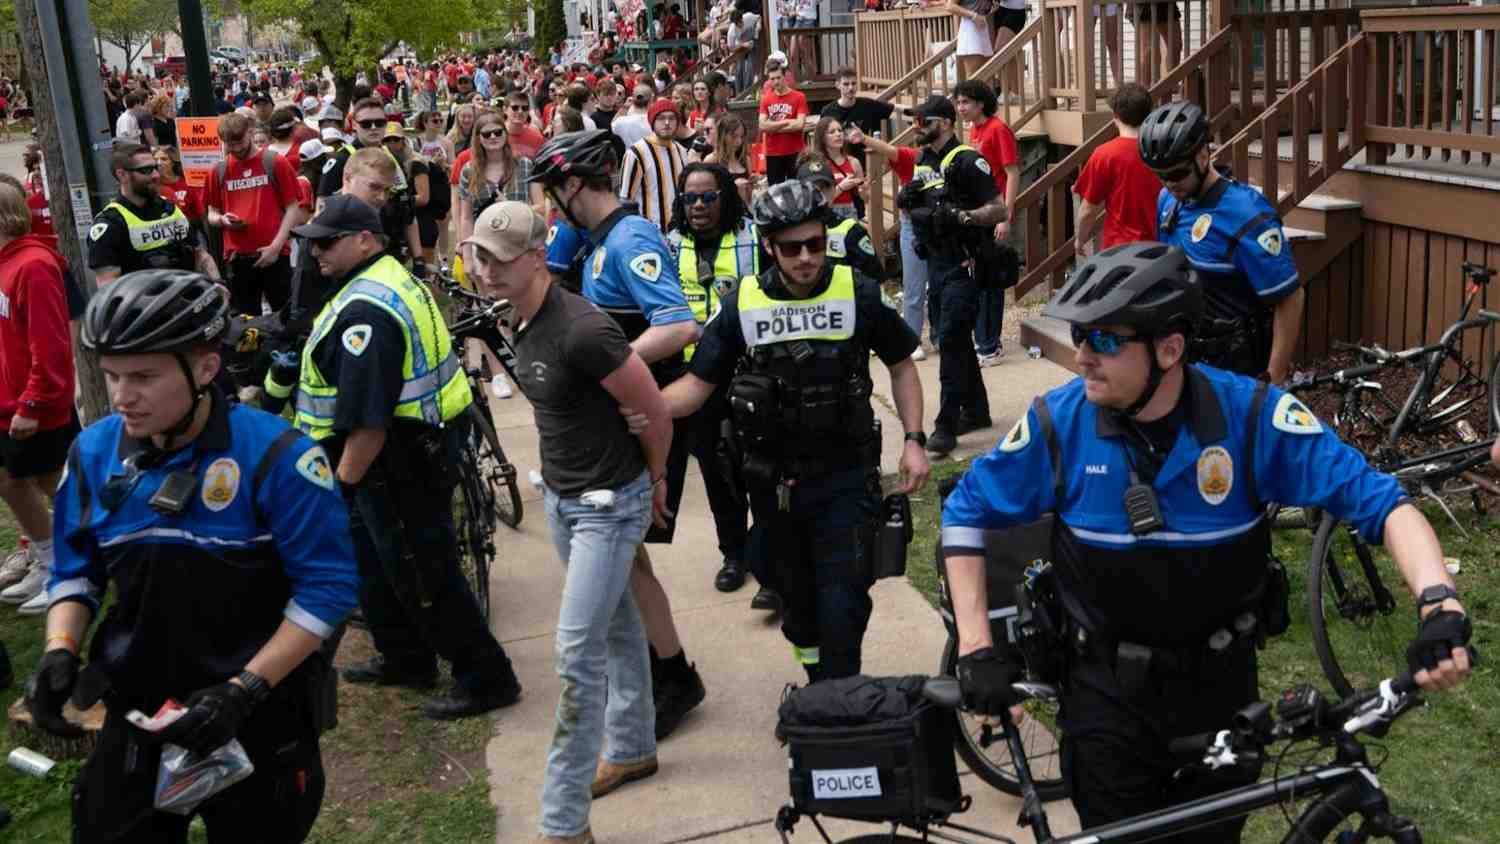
[1285, 261, 1498, 698]
[436, 275, 525, 621]
[776, 669, 1431, 843]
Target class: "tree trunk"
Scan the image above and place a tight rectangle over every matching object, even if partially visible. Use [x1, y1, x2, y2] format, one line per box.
[14, 0, 110, 424]
[332, 71, 354, 111]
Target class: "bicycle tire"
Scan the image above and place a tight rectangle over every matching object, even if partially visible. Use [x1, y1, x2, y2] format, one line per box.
[452, 440, 494, 623]
[1306, 512, 1413, 699]
[1278, 781, 1367, 843]
[940, 636, 1069, 802]
[1488, 352, 1500, 436]
[468, 405, 524, 529]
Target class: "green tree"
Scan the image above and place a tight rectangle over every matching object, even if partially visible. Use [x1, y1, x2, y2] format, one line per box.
[241, 0, 480, 107]
[533, 0, 564, 59]
[89, 0, 179, 69]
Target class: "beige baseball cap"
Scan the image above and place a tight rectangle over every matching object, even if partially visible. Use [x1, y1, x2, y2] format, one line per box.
[462, 201, 548, 262]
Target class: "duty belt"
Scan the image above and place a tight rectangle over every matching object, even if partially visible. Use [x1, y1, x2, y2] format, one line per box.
[1076, 610, 1262, 697]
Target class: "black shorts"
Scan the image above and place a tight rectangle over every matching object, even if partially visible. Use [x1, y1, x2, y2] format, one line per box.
[225, 253, 294, 316]
[417, 211, 441, 249]
[1135, 1, 1181, 24]
[993, 7, 1027, 34]
[766, 153, 800, 186]
[0, 416, 77, 478]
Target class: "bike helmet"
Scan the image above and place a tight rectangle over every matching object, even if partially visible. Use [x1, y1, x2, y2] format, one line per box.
[1138, 100, 1210, 169]
[83, 270, 230, 356]
[529, 129, 625, 186]
[751, 180, 828, 235]
[1045, 241, 1200, 334]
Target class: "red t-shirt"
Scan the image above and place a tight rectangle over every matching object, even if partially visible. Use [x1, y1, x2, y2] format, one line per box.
[687, 109, 706, 130]
[1073, 135, 1162, 248]
[829, 156, 857, 207]
[507, 124, 546, 160]
[25, 190, 53, 236]
[445, 64, 461, 88]
[759, 88, 809, 158]
[205, 151, 300, 258]
[450, 148, 472, 185]
[375, 83, 395, 103]
[295, 175, 314, 213]
[424, 70, 438, 93]
[967, 116, 1018, 194]
[159, 178, 203, 221]
[888, 146, 919, 184]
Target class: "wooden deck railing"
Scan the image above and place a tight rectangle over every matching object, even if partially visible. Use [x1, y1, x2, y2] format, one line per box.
[1218, 32, 1368, 216]
[776, 25, 856, 85]
[854, 7, 960, 93]
[1360, 6, 1500, 167]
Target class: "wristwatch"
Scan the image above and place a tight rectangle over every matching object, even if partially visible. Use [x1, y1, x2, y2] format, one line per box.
[904, 431, 927, 448]
[1416, 584, 1459, 616]
[235, 670, 272, 706]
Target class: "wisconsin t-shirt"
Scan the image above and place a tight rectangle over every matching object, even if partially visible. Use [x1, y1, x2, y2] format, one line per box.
[759, 88, 809, 158]
[205, 151, 299, 258]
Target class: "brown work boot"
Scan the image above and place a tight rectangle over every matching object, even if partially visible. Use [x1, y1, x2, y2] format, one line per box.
[536, 829, 593, 844]
[590, 755, 659, 798]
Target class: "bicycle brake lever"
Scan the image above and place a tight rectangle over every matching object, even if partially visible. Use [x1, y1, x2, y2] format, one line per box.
[1343, 678, 1418, 735]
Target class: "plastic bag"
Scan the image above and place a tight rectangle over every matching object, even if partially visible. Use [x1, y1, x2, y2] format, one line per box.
[128, 700, 256, 815]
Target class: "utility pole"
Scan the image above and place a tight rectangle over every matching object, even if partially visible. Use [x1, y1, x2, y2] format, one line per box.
[178, 0, 215, 116]
[14, 0, 118, 424]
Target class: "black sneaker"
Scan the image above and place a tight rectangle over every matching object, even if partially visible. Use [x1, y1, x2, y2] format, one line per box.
[341, 655, 439, 690]
[957, 415, 992, 436]
[714, 559, 747, 593]
[926, 428, 957, 456]
[750, 586, 783, 613]
[422, 679, 522, 720]
[655, 664, 706, 741]
[0, 641, 12, 691]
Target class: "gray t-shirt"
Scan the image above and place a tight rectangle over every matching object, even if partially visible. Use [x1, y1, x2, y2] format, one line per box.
[512, 283, 646, 496]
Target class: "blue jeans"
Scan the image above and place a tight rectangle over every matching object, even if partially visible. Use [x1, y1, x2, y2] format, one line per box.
[974, 287, 1005, 356]
[899, 215, 931, 343]
[538, 472, 656, 838]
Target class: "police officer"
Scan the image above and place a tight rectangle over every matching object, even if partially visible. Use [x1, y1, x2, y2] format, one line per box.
[29, 270, 359, 842]
[88, 142, 220, 284]
[1143, 100, 1304, 382]
[665, 162, 767, 606]
[941, 243, 1474, 842]
[316, 97, 425, 275]
[530, 129, 707, 740]
[899, 94, 1007, 457]
[794, 158, 885, 281]
[661, 181, 932, 682]
[290, 194, 523, 719]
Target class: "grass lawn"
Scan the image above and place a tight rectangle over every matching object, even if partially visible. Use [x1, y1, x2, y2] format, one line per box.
[0, 509, 497, 843]
[907, 455, 1498, 843]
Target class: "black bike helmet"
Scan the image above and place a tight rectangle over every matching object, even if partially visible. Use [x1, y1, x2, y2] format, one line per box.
[1138, 100, 1210, 169]
[529, 129, 625, 186]
[751, 180, 828, 235]
[82, 270, 230, 356]
[1043, 242, 1201, 335]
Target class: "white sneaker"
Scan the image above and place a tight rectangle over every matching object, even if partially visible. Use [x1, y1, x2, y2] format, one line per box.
[490, 373, 514, 399]
[911, 347, 927, 361]
[977, 349, 1006, 367]
[16, 587, 49, 616]
[1, 561, 48, 605]
[0, 545, 32, 590]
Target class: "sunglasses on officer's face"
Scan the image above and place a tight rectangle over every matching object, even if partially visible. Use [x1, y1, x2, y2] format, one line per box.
[771, 234, 827, 258]
[126, 163, 160, 175]
[1153, 163, 1196, 184]
[1071, 325, 1149, 357]
[682, 190, 721, 206]
[311, 233, 353, 251]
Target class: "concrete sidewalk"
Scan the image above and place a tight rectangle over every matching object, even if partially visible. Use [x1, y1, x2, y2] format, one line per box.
[483, 350, 1078, 843]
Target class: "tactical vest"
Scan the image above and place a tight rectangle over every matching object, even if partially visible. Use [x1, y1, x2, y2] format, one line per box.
[105, 199, 194, 271]
[912, 143, 975, 193]
[677, 229, 757, 360]
[826, 217, 857, 261]
[294, 255, 471, 441]
[733, 265, 875, 463]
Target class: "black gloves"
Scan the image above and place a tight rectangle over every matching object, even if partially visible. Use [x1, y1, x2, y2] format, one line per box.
[27, 649, 82, 738]
[1407, 610, 1476, 675]
[956, 647, 1021, 715]
[148, 681, 257, 756]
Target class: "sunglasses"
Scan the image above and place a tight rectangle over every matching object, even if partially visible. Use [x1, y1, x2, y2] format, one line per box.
[1153, 163, 1196, 183]
[126, 163, 160, 174]
[1070, 325, 1149, 356]
[311, 233, 353, 250]
[771, 234, 827, 258]
[508, 104, 529, 112]
[355, 118, 387, 129]
[478, 128, 507, 139]
[682, 190, 721, 206]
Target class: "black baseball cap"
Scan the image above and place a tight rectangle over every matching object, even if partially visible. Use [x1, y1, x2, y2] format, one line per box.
[913, 94, 956, 124]
[796, 158, 835, 187]
[292, 194, 383, 239]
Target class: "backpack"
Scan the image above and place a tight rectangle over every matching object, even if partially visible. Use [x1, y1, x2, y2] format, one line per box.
[214, 147, 282, 196]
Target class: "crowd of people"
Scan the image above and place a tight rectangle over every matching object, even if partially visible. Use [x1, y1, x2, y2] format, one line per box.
[0, 24, 1479, 844]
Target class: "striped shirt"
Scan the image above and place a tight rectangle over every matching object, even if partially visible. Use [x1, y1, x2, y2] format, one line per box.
[620, 136, 686, 233]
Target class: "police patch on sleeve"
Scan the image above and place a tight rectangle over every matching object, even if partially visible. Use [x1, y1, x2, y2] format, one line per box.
[89, 222, 109, 241]
[857, 235, 875, 255]
[629, 252, 664, 283]
[322, 157, 338, 175]
[546, 224, 558, 245]
[295, 446, 336, 491]
[1256, 227, 1284, 257]
[341, 324, 372, 357]
[1272, 393, 1323, 435]
[974, 157, 991, 175]
[999, 414, 1031, 453]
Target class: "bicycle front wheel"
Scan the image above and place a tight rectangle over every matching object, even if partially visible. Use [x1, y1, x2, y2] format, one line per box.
[1488, 351, 1500, 436]
[1306, 512, 1414, 699]
[469, 404, 524, 529]
[940, 636, 1068, 801]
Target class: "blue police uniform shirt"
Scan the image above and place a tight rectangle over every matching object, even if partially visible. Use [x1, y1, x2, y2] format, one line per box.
[579, 204, 696, 342]
[1156, 175, 1301, 317]
[546, 219, 591, 278]
[941, 365, 1407, 644]
[50, 395, 359, 652]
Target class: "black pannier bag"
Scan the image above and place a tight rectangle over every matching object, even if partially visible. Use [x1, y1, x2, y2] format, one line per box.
[777, 675, 965, 825]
